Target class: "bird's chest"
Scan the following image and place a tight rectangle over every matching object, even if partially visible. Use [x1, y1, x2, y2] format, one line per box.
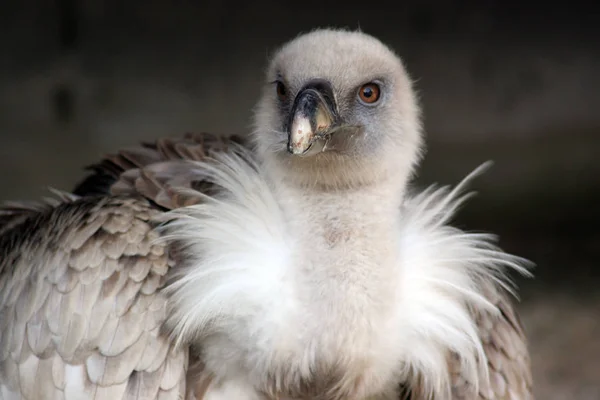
[269, 314, 400, 399]
[259, 232, 402, 398]
[196, 204, 404, 399]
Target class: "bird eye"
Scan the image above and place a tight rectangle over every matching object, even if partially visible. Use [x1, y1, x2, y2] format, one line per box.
[276, 81, 287, 101]
[358, 82, 381, 105]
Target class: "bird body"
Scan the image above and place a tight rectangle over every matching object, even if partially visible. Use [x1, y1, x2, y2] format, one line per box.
[0, 29, 533, 399]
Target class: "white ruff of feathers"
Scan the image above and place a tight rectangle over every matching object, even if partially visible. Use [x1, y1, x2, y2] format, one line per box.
[155, 146, 531, 399]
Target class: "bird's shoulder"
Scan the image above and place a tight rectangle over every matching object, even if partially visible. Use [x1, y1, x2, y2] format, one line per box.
[469, 284, 533, 400]
[398, 172, 533, 400]
[73, 131, 250, 210]
[0, 194, 191, 399]
[445, 285, 532, 400]
[405, 285, 533, 400]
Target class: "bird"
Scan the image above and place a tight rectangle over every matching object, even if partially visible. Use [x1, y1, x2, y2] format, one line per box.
[0, 28, 533, 400]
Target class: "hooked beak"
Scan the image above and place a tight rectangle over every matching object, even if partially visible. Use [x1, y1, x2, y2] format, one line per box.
[287, 79, 340, 156]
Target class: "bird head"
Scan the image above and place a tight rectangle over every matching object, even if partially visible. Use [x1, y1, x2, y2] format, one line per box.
[253, 29, 424, 189]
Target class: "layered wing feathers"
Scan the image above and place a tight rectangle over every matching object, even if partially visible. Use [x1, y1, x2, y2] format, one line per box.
[0, 195, 187, 399]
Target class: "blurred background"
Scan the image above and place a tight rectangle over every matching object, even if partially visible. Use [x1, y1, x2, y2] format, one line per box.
[1, 0, 598, 397]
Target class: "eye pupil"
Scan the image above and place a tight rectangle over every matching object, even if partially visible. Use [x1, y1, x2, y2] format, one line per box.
[358, 83, 381, 104]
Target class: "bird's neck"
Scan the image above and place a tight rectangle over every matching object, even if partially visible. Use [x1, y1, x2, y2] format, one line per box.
[281, 178, 404, 230]
[279, 179, 404, 305]
[291, 183, 402, 231]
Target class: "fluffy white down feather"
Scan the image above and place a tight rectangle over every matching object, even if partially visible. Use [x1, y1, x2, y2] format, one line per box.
[156, 146, 531, 399]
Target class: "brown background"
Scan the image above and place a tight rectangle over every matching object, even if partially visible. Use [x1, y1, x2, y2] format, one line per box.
[1, 1, 599, 398]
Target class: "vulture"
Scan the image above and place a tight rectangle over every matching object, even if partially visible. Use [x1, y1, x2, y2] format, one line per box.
[0, 29, 533, 399]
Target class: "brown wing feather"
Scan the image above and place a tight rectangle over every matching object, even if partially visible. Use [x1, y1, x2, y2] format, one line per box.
[0, 194, 191, 399]
[73, 132, 249, 210]
[449, 285, 533, 400]
[403, 285, 533, 400]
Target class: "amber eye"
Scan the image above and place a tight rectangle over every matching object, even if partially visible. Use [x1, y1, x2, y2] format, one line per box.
[276, 81, 287, 101]
[358, 82, 381, 105]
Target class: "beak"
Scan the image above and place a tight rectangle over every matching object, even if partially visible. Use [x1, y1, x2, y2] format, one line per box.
[287, 79, 339, 156]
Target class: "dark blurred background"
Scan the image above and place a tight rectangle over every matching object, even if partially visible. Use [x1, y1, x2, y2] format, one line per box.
[1, 1, 599, 397]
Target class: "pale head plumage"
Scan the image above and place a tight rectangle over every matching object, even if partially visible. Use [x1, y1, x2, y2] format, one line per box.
[253, 28, 424, 190]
